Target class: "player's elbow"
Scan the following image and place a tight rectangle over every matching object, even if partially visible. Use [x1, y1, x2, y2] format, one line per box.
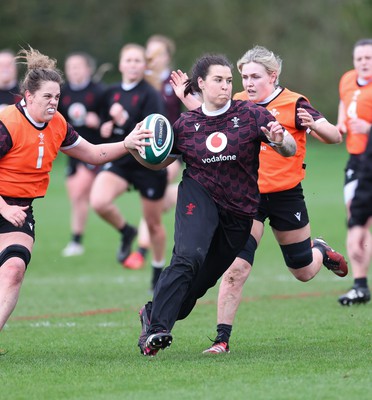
[325, 128, 343, 144]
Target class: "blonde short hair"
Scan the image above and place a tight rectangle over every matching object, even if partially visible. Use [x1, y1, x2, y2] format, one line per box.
[237, 45, 282, 85]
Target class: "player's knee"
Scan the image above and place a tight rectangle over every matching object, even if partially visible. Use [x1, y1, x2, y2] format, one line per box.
[280, 238, 313, 270]
[0, 245, 31, 275]
[1, 263, 26, 287]
[69, 189, 86, 203]
[223, 257, 252, 288]
[145, 217, 162, 235]
[171, 255, 200, 277]
[90, 196, 105, 213]
[237, 235, 257, 266]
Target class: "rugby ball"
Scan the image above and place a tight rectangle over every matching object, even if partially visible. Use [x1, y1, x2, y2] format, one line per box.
[140, 113, 174, 164]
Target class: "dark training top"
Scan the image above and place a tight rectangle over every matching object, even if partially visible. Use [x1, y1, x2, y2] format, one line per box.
[100, 79, 165, 169]
[172, 99, 278, 218]
[0, 84, 22, 111]
[58, 80, 105, 145]
[348, 129, 372, 227]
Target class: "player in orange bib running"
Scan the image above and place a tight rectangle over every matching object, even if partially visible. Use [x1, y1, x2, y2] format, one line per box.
[336, 38, 372, 306]
[169, 46, 348, 354]
[0, 46, 151, 345]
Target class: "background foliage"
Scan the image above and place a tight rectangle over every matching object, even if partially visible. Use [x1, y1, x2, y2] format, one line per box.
[1, 0, 372, 120]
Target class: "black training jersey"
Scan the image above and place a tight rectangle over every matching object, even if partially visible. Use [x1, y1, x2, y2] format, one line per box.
[172, 99, 277, 218]
[349, 131, 372, 227]
[0, 84, 21, 111]
[101, 79, 164, 168]
[58, 81, 105, 145]
[101, 79, 165, 140]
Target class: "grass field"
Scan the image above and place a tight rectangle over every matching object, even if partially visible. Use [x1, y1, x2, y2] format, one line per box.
[1, 140, 371, 400]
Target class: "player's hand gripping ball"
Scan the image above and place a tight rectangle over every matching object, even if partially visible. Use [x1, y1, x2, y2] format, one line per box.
[140, 113, 174, 164]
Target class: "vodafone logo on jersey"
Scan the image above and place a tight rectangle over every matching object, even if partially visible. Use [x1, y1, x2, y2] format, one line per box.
[202, 131, 237, 164]
[206, 132, 228, 153]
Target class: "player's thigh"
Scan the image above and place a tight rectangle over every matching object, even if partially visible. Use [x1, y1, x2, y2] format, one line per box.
[166, 160, 182, 183]
[141, 197, 164, 226]
[251, 219, 265, 244]
[67, 165, 96, 198]
[90, 171, 128, 204]
[172, 177, 219, 262]
[272, 223, 311, 245]
[0, 232, 33, 252]
[191, 214, 252, 297]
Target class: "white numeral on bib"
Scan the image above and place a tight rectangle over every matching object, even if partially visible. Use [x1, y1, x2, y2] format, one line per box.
[36, 146, 44, 169]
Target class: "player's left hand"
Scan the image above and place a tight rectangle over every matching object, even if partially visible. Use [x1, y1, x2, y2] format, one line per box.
[170, 69, 189, 100]
[124, 122, 153, 155]
[297, 107, 315, 130]
[261, 120, 284, 146]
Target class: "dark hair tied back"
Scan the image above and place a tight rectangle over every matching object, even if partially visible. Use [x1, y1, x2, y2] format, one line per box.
[183, 53, 233, 97]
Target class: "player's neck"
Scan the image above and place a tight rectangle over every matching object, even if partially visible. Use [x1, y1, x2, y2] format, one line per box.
[202, 100, 231, 116]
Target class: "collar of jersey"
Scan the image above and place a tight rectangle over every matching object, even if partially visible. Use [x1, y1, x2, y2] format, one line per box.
[21, 98, 46, 128]
[357, 77, 372, 86]
[69, 80, 91, 91]
[202, 100, 231, 116]
[121, 81, 139, 91]
[257, 86, 283, 105]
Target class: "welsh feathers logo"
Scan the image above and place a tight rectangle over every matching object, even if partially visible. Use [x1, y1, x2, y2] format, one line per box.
[206, 132, 227, 153]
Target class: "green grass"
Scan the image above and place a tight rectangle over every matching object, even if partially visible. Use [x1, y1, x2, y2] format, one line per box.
[1, 140, 371, 400]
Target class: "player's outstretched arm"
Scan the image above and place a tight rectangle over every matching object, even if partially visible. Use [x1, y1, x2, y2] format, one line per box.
[297, 107, 342, 144]
[261, 121, 297, 157]
[64, 123, 152, 165]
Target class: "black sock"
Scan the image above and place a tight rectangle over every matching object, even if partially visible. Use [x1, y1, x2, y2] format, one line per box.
[119, 223, 134, 238]
[354, 277, 368, 288]
[72, 234, 82, 244]
[138, 247, 148, 258]
[216, 323, 232, 343]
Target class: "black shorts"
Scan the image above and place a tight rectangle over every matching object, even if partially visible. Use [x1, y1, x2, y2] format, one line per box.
[66, 157, 101, 177]
[344, 154, 364, 186]
[256, 183, 309, 231]
[102, 161, 167, 200]
[0, 197, 36, 240]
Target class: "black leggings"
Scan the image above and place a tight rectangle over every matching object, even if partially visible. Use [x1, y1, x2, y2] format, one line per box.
[149, 176, 252, 333]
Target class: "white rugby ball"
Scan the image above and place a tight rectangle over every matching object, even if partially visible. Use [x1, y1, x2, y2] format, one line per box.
[140, 113, 174, 164]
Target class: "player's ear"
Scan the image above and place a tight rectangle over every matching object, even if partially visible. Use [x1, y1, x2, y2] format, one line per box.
[24, 90, 33, 104]
[270, 72, 277, 85]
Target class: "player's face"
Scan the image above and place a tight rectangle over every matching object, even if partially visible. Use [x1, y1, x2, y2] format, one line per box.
[146, 41, 169, 73]
[65, 55, 92, 85]
[119, 48, 146, 84]
[25, 81, 61, 123]
[198, 65, 232, 111]
[0, 52, 17, 86]
[353, 45, 372, 81]
[240, 62, 277, 103]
